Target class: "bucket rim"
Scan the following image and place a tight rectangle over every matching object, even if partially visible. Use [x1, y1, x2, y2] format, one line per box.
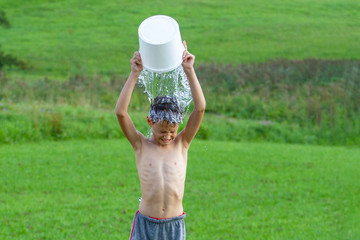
[142, 60, 183, 73]
[138, 15, 180, 46]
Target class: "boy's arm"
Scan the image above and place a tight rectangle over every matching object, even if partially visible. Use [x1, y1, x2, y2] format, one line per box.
[115, 52, 143, 151]
[180, 41, 206, 148]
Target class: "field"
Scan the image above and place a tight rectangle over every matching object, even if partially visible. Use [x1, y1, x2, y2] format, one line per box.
[1, 0, 360, 76]
[1, 139, 359, 239]
[1, 0, 360, 239]
[1, 0, 360, 146]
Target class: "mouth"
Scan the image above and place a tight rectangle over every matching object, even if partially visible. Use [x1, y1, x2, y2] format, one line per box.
[160, 138, 172, 144]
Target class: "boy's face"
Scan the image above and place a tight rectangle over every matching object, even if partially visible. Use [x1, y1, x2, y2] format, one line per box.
[147, 117, 179, 146]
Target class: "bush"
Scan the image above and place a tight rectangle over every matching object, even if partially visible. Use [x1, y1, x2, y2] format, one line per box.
[0, 10, 10, 28]
[0, 10, 26, 70]
[198, 59, 360, 128]
[1, 59, 360, 145]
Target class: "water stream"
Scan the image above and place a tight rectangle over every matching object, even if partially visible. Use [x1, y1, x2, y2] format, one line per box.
[138, 65, 193, 124]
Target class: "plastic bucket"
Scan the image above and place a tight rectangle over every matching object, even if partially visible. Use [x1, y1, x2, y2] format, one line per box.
[138, 15, 184, 73]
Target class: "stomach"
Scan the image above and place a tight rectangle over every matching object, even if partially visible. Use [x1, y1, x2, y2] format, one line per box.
[138, 180, 185, 218]
[139, 198, 184, 219]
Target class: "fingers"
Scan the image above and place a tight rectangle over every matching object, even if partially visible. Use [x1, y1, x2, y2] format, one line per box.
[183, 49, 192, 60]
[181, 41, 194, 69]
[183, 51, 189, 60]
[182, 40, 195, 61]
[134, 51, 142, 61]
[130, 57, 141, 66]
[134, 58, 142, 65]
[130, 51, 143, 73]
[132, 51, 143, 65]
[183, 51, 194, 62]
[134, 51, 141, 58]
[182, 40, 188, 58]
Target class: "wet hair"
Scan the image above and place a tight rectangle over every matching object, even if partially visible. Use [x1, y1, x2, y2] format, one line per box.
[149, 96, 183, 124]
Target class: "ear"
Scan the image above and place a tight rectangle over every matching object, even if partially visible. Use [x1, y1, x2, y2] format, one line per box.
[147, 116, 153, 127]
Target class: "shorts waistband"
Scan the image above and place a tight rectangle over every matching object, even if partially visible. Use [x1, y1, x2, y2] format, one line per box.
[137, 210, 186, 224]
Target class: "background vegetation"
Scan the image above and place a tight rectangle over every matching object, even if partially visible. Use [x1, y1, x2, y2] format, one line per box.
[1, 0, 359, 239]
[1, 59, 359, 145]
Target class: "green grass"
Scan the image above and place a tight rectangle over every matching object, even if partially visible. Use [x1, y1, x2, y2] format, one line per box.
[1, 2, 359, 238]
[2, 101, 359, 146]
[1, 0, 360, 76]
[1, 139, 359, 239]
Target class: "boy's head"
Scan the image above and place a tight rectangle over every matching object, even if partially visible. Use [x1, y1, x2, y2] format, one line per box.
[148, 96, 183, 124]
[147, 96, 182, 145]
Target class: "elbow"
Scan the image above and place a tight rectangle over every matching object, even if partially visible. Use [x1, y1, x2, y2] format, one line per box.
[115, 108, 126, 118]
[115, 112, 126, 118]
[195, 101, 206, 113]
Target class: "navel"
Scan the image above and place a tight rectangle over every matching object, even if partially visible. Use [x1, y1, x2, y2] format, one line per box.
[149, 163, 152, 167]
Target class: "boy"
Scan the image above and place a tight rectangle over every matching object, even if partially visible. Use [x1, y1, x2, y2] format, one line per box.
[115, 41, 206, 240]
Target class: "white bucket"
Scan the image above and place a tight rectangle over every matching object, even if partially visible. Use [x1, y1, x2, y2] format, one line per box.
[138, 15, 185, 73]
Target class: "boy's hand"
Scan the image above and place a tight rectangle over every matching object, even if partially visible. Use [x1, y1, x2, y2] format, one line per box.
[182, 40, 195, 73]
[130, 52, 143, 75]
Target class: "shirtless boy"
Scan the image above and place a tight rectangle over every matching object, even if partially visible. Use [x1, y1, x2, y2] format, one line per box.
[115, 41, 205, 239]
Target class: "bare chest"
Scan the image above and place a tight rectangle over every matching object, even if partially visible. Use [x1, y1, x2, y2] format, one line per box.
[135, 143, 188, 186]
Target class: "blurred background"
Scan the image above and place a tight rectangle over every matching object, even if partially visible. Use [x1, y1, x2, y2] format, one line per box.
[1, 1, 360, 239]
[1, 0, 359, 145]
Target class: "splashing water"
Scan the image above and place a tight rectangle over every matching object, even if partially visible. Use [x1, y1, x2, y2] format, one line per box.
[138, 65, 193, 124]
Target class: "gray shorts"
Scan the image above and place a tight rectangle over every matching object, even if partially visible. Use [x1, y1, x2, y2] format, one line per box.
[129, 210, 186, 240]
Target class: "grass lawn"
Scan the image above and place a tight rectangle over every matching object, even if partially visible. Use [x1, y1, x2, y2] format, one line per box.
[1, 0, 360, 77]
[1, 139, 359, 239]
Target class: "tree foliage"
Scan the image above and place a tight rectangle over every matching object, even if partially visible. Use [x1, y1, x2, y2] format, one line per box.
[0, 10, 11, 28]
[0, 10, 25, 70]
